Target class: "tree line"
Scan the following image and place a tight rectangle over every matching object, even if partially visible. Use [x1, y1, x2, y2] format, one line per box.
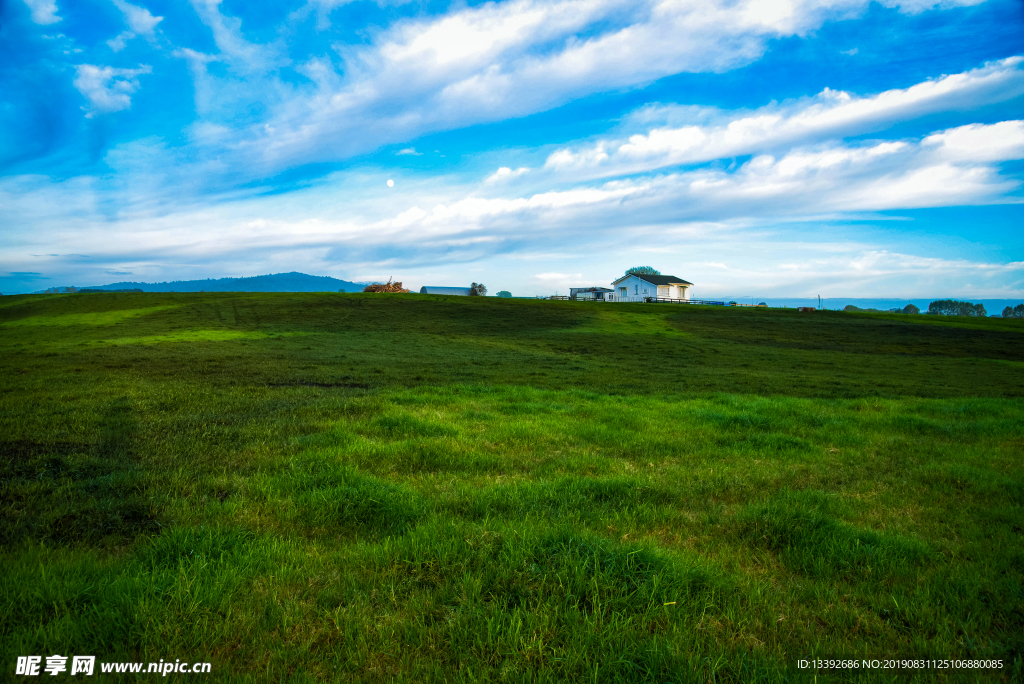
[925, 301, 1024, 317]
[843, 300, 1024, 318]
[926, 300, 987, 317]
[1002, 303, 1024, 318]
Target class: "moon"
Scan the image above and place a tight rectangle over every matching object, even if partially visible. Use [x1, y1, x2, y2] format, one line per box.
[387, 179, 394, 187]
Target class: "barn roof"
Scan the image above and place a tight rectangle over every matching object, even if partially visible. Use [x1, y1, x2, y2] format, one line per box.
[419, 286, 472, 295]
[611, 274, 693, 286]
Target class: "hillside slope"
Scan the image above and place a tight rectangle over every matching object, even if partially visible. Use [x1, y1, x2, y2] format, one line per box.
[1, 293, 1022, 681]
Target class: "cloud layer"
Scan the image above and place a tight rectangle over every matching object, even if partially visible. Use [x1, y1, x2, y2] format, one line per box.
[172, 0, 995, 175]
[1, 0, 1022, 297]
[545, 57, 1024, 176]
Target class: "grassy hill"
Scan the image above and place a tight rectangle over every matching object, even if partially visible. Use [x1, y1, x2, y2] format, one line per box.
[2, 292, 1022, 682]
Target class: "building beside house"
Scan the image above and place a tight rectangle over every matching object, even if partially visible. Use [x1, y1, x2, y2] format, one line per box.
[610, 274, 692, 302]
[419, 286, 472, 296]
[569, 287, 614, 301]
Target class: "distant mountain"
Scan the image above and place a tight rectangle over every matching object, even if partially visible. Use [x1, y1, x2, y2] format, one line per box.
[59, 272, 367, 293]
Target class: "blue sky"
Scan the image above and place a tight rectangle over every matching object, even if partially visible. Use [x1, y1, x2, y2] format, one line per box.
[1, 0, 1022, 297]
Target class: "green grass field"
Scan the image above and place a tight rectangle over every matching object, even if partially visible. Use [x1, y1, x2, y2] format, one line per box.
[2, 292, 1022, 682]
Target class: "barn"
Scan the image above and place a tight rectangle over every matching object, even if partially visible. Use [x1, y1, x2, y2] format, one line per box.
[419, 286, 472, 296]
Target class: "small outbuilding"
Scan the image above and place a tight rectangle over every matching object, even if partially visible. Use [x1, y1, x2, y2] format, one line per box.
[569, 287, 614, 301]
[419, 286, 472, 296]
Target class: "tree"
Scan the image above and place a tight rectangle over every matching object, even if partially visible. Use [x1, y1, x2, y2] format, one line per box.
[362, 278, 410, 293]
[1002, 304, 1024, 318]
[625, 266, 661, 276]
[902, 303, 920, 315]
[927, 299, 986, 317]
[469, 282, 487, 296]
[496, 290, 512, 298]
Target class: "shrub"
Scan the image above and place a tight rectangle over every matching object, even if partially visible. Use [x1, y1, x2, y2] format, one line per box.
[927, 300, 986, 317]
[469, 283, 487, 296]
[496, 291, 512, 298]
[363, 278, 410, 293]
[902, 303, 920, 315]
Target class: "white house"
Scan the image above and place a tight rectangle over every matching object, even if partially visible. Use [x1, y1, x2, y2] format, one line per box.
[610, 274, 692, 302]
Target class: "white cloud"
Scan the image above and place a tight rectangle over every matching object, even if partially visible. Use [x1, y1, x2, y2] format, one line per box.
[545, 143, 610, 170]
[879, 0, 985, 13]
[188, 0, 282, 72]
[22, 0, 60, 24]
[179, 0, 992, 174]
[105, 0, 163, 50]
[4, 112, 1023, 297]
[485, 166, 530, 183]
[107, 31, 135, 52]
[546, 57, 1024, 176]
[73, 64, 152, 116]
[687, 247, 1024, 299]
[534, 272, 584, 284]
[374, 183, 646, 240]
[667, 123, 1023, 215]
[397, 147, 423, 156]
[6, 121, 1018, 271]
[112, 0, 163, 35]
[705, 247, 1024, 299]
[922, 120, 1024, 163]
[366, 122, 1024, 241]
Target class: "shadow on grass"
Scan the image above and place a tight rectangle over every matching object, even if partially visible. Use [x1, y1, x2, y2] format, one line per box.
[0, 398, 158, 546]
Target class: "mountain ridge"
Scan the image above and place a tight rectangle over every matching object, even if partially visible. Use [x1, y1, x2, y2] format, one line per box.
[36, 272, 366, 294]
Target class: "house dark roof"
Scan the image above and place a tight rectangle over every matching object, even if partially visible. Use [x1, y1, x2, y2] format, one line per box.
[611, 274, 693, 286]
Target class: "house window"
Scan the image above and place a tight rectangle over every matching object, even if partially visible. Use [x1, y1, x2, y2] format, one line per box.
[634, 284, 638, 295]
